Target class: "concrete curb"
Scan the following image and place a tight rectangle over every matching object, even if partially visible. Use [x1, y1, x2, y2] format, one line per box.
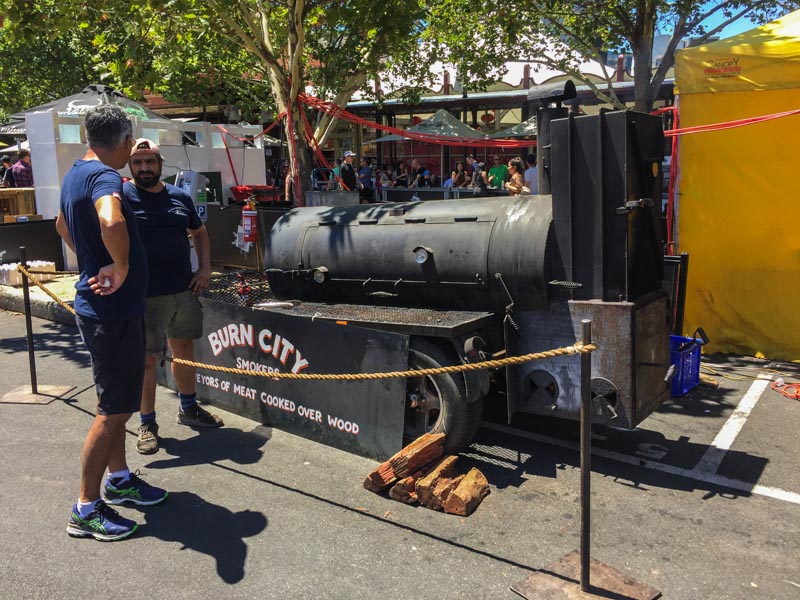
[0, 284, 76, 326]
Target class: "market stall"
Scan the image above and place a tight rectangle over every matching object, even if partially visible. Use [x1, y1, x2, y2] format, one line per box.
[674, 10, 800, 360]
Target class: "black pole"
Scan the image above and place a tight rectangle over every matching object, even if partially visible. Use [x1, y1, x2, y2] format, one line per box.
[20, 246, 38, 395]
[675, 252, 690, 335]
[580, 319, 592, 592]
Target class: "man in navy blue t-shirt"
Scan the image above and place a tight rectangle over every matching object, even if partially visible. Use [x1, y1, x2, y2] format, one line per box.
[56, 105, 167, 542]
[124, 138, 221, 456]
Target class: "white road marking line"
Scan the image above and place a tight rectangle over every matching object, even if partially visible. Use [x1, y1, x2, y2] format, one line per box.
[692, 375, 771, 476]
[480, 421, 800, 505]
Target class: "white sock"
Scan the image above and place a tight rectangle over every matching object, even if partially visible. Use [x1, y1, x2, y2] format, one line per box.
[108, 468, 130, 484]
[77, 499, 98, 517]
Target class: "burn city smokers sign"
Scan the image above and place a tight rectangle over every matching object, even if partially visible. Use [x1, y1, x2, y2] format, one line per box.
[193, 299, 408, 460]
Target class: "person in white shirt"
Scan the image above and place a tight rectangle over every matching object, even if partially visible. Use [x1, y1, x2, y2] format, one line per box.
[524, 153, 538, 195]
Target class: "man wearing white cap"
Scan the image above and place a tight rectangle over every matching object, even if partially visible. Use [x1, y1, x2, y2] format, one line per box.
[124, 138, 222, 455]
[340, 150, 359, 192]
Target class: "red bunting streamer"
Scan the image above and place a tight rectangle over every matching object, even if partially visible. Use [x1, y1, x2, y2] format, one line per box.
[663, 108, 800, 136]
[298, 93, 536, 148]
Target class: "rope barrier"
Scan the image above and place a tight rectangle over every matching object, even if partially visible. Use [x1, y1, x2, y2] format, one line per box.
[167, 343, 597, 381]
[16, 264, 77, 315]
[14, 264, 596, 381]
[25, 269, 79, 275]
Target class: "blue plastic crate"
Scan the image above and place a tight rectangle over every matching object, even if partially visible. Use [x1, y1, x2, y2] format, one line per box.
[669, 335, 701, 396]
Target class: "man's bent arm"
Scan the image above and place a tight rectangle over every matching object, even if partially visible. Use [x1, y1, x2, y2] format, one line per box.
[90, 194, 130, 295]
[55, 211, 76, 253]
[188, 225, 211, 294]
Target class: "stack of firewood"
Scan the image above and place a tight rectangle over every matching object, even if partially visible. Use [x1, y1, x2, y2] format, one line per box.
[363, 433, 490, 516]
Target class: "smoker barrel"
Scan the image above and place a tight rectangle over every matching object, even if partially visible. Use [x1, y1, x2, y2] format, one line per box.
[264, 195, 554, 311]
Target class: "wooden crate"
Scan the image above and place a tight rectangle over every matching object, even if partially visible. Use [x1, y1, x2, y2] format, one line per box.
[0, 188, 36, 216]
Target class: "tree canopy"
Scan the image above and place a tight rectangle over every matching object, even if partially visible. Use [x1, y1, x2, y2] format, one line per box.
[1, 0, 797, 186]
[1, 0, 429, 200]
[0, 19, 95, 124]
[424, 0, 800, 111]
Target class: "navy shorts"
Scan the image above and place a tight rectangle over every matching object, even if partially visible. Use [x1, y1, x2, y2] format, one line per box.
[76, 314, 146, 416]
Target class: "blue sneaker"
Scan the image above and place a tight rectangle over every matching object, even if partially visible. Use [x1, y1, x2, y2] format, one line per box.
[67, 500, 138, 541]
[104, 471, 168, 506]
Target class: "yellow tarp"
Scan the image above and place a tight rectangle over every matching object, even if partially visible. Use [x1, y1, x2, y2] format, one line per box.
[675, 12, 800, 361]
[675, 11, 800, 94]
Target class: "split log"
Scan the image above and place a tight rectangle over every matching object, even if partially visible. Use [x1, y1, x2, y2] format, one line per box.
[416, 455, 459, 507]
[363, 461, 398, 493]
[364, 432, 446, 492]
[388, 471, 424, 504]
[426, 474, 465, 511]
[443, 467, 491, 516]
[389, 432, 445, 478]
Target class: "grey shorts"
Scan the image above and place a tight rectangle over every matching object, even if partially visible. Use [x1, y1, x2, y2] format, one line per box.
[144, 291, 203, 354]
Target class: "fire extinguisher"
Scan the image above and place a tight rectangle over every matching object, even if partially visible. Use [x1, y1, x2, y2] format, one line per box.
[241, 201, 258, 243]
[237, 273, 253, 307]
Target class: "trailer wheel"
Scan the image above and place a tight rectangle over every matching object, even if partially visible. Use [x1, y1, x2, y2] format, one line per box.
[404, 338, 482, 454]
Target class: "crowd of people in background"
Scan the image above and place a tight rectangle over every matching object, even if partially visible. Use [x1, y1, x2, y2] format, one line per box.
[304, 150, 540, 202]
[0, 150, 34, 187]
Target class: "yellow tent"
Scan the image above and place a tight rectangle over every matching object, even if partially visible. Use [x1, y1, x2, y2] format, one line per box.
[674, 11, 800, 361]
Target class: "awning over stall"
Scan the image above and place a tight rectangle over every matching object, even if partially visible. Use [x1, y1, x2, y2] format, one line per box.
[372, 109, 484, 143]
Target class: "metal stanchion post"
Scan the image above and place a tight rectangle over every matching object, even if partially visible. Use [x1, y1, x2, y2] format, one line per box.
[580, 319, 592, 592]
[20, 246, 38, 395]
[511, 319, 661, 599]
[0, 247, 76, 406]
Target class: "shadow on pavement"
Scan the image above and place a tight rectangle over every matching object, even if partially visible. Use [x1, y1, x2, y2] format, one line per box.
[136, 491, 268, 584]
[461, 426, 769, 503]
[0, 320, 90, 369]
[144, 425, 272, 469]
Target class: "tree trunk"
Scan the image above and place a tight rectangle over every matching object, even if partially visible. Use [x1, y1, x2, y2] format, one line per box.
[632, 8, 656, 113]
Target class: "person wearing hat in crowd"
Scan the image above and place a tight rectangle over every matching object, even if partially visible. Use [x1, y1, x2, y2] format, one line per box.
[123, 138, 222, 456]
[55, 105, 167, 541]
[0, 155, 13, 187]
[340, 150, 359, 193]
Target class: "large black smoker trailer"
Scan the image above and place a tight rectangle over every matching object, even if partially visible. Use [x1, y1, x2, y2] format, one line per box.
[230, 109, 675, 457]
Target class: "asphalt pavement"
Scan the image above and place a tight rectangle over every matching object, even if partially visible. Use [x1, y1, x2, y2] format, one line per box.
[1, 307, 799, 599]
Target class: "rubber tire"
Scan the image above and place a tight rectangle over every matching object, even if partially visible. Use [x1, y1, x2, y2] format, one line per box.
[405, 338, 483, 454]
